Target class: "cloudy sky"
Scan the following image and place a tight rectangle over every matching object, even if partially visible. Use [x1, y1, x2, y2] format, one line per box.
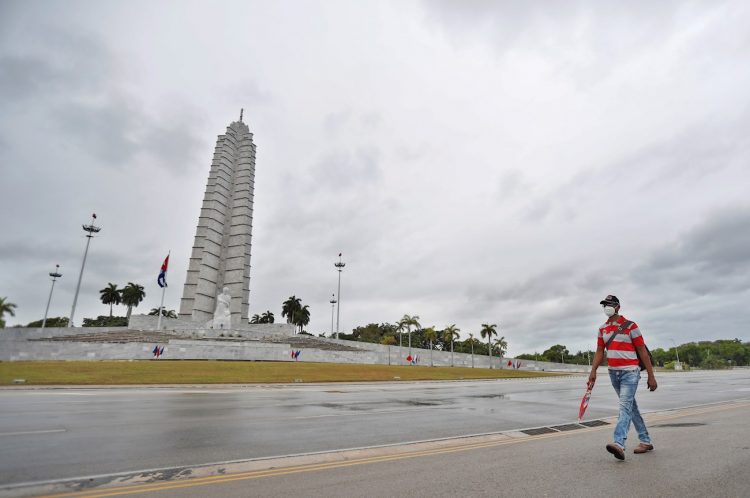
[1, 0, 749, 355]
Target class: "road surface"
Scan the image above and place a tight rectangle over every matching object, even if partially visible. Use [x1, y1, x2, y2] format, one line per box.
[1, 369, 748, 496]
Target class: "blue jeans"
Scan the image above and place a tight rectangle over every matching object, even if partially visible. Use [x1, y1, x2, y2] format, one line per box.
[609, 369, 651, 449]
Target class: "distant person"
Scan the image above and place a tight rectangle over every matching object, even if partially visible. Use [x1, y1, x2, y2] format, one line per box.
[588, 295, 657, 460]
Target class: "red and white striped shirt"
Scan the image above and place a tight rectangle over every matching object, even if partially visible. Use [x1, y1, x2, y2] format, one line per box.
[597, 315, 645, 370]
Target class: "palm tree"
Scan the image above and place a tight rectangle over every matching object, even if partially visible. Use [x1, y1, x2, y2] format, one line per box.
[296, 304, 311, 333]
[468, 333, 476, 368]
[381, 336, 397, 365]
[250, 314, 261, 324]
[0, 297, 17, 328]
[493, 336, 508, 358]
[396, 319, 408, 365]
[261, 310, 275, 323]
[443, 324, 460, 367]
[423, 326, 437, 367]
[481, 323, 498, 369]
[282, 296, 302, 330]
[99, 283, 121, 317]
[121, 282, 146, 321]
[399, 314, 421, 361]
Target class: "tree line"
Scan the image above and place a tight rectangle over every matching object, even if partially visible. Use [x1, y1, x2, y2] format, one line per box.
[332, 315, 507, 368]
[515, 339, 750, 369]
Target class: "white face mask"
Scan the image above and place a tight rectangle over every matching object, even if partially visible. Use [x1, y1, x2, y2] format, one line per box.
[603, 306, 616, 317]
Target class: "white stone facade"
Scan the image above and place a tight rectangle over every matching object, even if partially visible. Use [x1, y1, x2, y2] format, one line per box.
[179, 117, 256, 325]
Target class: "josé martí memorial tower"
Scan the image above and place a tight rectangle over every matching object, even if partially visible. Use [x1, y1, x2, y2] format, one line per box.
[179, 110, 256, 326]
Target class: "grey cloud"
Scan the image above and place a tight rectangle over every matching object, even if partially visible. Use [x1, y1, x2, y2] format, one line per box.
[423, 0, 700, 53]
[0, 55, 60, 103]
[323, 110, 382, 135]
[306, 146, 383, 192]
[495, 169, 529, 201]
[0, 29, 203, 173]
[323, 110, 352, 133]
[466, 264, 616, 308]
[521, 198, 552, 222]
[0, 239, 80, 264]
[635, 207, 750, 286]
[52, 100, 141, 165]
[516, 114, 750, 223]
[361, 112, 382, 129]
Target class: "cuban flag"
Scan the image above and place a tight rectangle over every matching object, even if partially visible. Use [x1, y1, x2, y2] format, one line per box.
[157, 254, 169, 288]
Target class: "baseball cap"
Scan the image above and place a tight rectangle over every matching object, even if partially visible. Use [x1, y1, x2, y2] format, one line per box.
[599, 295, 620, 306]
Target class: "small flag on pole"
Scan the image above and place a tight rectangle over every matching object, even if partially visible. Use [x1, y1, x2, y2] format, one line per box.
[157, 254, 169, 288]
[578, 381, 594, 422]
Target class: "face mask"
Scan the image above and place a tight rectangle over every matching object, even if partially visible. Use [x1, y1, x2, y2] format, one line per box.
[603, 306, 616, 317]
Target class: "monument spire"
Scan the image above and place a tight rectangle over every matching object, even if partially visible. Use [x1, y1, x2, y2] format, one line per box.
[239, 108, 243, 123]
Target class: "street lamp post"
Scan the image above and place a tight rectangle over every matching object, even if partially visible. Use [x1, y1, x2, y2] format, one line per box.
[670, 338, 682, 370]
[334, 254, 345, 339]
[42, 264, 62, 330]
[69, 214, 101, 327]
[329, 294, 337, 337]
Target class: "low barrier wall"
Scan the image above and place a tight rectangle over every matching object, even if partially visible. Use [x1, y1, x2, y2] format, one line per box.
[0, 327, 590, 372]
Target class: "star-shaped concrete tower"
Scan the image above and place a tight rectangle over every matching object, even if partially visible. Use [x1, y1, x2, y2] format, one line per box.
[179, 110, 256, 326]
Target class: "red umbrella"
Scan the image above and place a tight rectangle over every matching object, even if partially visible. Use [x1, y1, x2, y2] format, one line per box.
[578, 381, 594, 422]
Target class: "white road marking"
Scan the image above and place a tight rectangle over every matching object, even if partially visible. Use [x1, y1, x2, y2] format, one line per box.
[287, 407, 437, 420]
[9, 392, 96, 396]
[0, 429, 66, 437]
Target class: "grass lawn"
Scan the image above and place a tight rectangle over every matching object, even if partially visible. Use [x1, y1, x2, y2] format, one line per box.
[0, 360, 560, 385]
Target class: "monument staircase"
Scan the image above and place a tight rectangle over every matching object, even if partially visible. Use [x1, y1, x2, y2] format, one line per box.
[29, 329, 365, 352]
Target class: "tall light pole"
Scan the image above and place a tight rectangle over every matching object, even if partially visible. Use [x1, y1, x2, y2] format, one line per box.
[670, 338, 682, 370]
[334, 253, 345, 339]
[69, 214, 101, 327]
[329, 294, 337, 337]
[42, 265, 62, 330]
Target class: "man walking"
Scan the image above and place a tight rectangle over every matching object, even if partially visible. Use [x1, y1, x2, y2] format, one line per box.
[588, 295, 657, 460]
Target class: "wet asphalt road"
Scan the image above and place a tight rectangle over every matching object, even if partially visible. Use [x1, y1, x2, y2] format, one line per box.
[1, 369, 748, 488]
[146, 401, 750, 498]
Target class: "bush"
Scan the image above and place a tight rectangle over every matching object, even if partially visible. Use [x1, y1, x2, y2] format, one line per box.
[26, 317, 69, 327]
[699, 357, 728, 370]
[82, 316, 128, 327]
[664, 361, 690, 370]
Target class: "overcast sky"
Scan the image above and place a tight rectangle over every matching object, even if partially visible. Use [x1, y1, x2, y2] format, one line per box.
[1, 0, 749, 356]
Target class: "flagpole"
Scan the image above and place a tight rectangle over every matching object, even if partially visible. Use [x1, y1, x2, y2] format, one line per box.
[156, 286, 166, 330]
[156, 250, 169, 330]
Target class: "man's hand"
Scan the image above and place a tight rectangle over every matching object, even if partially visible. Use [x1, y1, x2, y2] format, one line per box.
[588, 370, 597, 387]
[647, 374, 658, 391]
